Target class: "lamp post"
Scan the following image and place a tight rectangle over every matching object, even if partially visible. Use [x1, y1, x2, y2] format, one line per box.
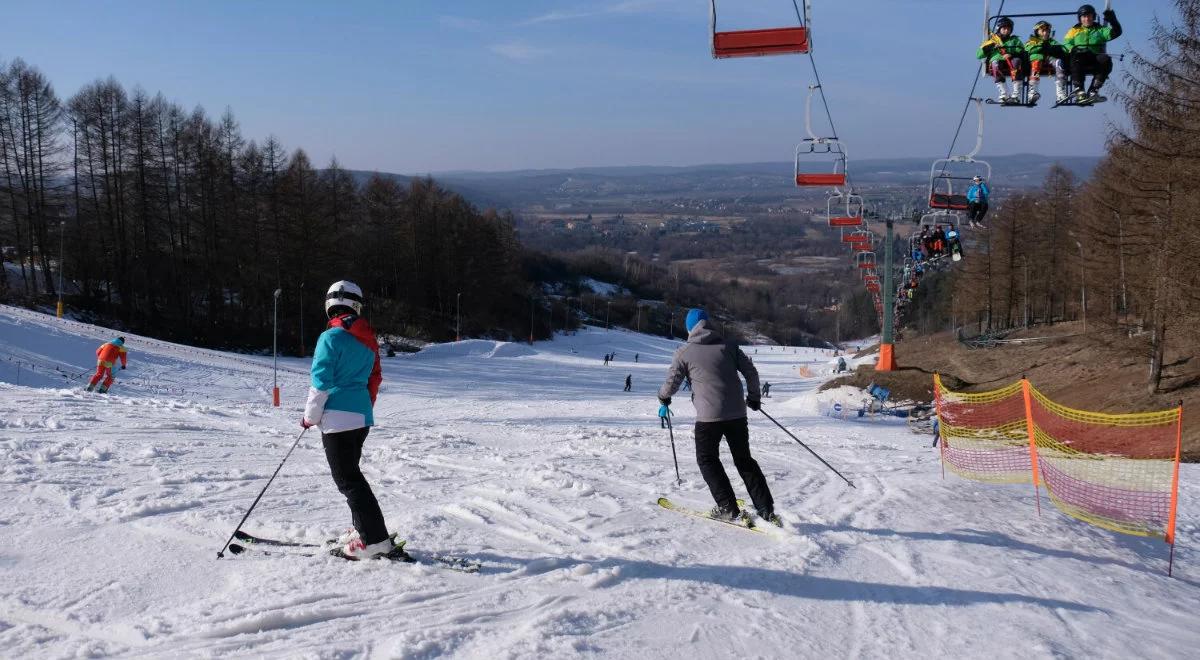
[56, 220, 65, 318]
[298, 282, 306, 357]
[1019, 255, 1029, 329]
[456, 291, 462, 341]
[273, 288, 282, 407]
[1075, 240, 1086, 332]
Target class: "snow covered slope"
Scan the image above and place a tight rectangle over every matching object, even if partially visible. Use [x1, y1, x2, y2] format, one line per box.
[1, 304, 1198, 658]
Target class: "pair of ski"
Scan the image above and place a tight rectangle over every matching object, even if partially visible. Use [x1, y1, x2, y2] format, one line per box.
[656, 497, 780, 534]
[228, 530, 481, 573]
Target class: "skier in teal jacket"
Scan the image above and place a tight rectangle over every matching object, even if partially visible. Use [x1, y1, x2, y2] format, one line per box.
[303, 280, 391, 559]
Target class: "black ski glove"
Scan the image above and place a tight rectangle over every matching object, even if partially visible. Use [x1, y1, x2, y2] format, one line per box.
[658, 395, 672, 406]
[746, 398, 761, 412]
[121, 365, 126, 370]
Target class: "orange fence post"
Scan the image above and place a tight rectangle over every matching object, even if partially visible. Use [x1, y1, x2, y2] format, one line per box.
[273, 386, 281, 408]
[1021, 378, 1042, 516]
[1167, 403, 1183, 577]
[934, 373, 945, 480]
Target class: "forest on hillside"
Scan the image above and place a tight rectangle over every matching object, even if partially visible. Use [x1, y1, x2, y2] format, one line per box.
[903, 0, 1200, 394]
[0, 60, 873, 350]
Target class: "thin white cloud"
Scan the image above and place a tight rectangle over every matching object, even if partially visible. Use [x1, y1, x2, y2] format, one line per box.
[521, 1, 663, 25]
[490, 40, 551, 61]
[439, 15, 485, 31]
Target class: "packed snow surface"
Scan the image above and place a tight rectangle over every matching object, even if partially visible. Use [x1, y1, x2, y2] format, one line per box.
[1, 304, 1198, 658]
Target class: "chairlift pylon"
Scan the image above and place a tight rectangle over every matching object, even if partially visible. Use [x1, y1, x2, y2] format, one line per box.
[711, 1, 812, 59]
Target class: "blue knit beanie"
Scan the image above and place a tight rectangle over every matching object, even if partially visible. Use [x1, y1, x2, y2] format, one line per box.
[685, 308, 708, 333]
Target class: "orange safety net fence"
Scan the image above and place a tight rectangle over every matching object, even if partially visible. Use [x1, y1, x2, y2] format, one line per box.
[935, 374, 1184, 569]
[934, 374, 1031, 484]
[1027, 384, 1182, 541]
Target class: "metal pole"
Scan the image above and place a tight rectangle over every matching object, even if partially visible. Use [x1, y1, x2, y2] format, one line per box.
[1076, 240, 1086, 332]
[529, 294, 535, 343]
[1116, 211, 1127, 313]
[56, 221, 65, 318]
[456, 292, 462, 341]
[665, 411, 681, 484]
[299, 282, 305, 356]
[1023, 256, 1029, 328]
[759, 408, 855, 488]
[273, 288, 281, 407]
[606, 301, 611, 330]
[217, 428, 309, 558]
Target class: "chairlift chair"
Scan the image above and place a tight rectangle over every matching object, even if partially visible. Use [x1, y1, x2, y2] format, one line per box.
[981, 1, 1116, 107]
[796, 85, 848, 189]
[929, 98, 990, 210]
[920, 209, 966, 228]
[827, 193, 864, 227]
[711, 1, 812, 59]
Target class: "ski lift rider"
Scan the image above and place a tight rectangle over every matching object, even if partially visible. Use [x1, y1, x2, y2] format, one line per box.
[1026, 20, 1069, 104]
[978, 16, 1028, 104]
[1064, 4, 1122, 104]
[967, 175, 990, 227]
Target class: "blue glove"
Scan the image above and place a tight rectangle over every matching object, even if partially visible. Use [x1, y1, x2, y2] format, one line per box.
[658, 405, 670, 418]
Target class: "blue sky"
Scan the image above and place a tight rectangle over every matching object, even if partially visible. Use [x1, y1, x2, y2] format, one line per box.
[0, 0, 1175, 173]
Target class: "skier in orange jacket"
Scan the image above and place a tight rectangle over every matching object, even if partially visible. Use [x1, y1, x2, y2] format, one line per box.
[87, 337, 127, 393]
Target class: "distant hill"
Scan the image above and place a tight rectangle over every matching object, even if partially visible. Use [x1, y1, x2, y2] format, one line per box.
[347, 155, 1100, 210]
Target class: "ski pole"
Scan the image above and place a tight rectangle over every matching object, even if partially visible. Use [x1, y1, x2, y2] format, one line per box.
[758, 408, 856, 488]
[664, 410, 682, 484]
[217, 427, 309, 558]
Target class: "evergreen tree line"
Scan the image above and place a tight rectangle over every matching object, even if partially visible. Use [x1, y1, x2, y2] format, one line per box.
[904, 0, 1200, 393]
[0, 60, 532, 351]
[0, 57, 879, 351]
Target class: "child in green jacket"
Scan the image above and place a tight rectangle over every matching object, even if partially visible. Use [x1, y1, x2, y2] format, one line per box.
[1064, 4, 1122, 103]
[978, 17, 1028, 104]
[1026, 21, 1069, 104]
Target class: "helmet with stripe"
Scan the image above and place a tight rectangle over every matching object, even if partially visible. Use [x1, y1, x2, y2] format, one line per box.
[325, 280, 364, 317]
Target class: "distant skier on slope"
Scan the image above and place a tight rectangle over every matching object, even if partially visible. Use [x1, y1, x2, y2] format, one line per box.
[624, 374, 632, 392]
[86, 336, 127, 393]
[302, 280, 392, 559]
[658, 308, 779, 525]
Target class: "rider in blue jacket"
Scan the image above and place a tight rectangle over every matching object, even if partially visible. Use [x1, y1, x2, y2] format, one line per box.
[967, 176, 990, 227]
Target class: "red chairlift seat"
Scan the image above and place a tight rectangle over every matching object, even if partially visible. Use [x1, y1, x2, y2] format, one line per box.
[713, 27, 810, 58]
[711, 1, 811, 59]
[929, 192, 970, 210]
[829, 215, 863, 227]
[858, 261, 875, 269]
[798, 172, 848, 187]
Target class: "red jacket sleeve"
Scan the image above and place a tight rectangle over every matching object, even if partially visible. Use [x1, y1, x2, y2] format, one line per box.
[119, 348, 128, 368]
[368, 349, 382, 405]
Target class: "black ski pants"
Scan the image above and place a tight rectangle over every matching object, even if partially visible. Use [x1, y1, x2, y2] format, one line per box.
[694, 417, 773, 515]
[968, 201, 989, 224]
[1070, 52, 1113, 91]
[322, 427, 389, 545]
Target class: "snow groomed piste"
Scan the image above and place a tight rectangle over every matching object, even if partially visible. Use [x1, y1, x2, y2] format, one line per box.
[2, 304, 1200, 657]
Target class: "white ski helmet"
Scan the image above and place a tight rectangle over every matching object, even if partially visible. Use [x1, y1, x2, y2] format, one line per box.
[325, 280, 364, 316]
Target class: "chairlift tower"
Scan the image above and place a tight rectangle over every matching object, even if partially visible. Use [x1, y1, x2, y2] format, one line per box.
[876, 218, 897, 371]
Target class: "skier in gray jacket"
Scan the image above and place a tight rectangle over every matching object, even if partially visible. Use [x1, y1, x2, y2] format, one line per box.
[658, 308, 777, 524]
